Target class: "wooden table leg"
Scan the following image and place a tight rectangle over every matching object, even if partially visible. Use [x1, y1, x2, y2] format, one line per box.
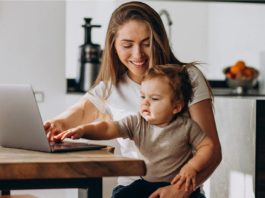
[0, 190, 10, 195]
[78, 178, 102, 198]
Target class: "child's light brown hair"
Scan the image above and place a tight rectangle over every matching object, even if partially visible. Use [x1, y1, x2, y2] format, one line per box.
[143, 64, 193, 115]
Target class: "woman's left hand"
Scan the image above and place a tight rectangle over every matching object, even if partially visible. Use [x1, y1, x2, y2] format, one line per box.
[148, 183, 191, 198]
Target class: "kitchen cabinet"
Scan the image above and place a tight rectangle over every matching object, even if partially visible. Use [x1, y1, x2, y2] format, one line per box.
[206, 96, 265, 198]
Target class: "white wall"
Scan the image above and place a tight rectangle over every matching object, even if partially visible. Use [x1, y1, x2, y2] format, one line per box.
[0, 0, 66, 120]
[66, 0, 116, 79]
[145, 1, 209, 65]
[66, 0, 265, 82]
[207, 2, 265, 79]
[66, 0, 209, 79]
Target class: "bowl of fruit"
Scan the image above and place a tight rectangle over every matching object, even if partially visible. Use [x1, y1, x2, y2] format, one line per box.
[223, 60, 259, 93]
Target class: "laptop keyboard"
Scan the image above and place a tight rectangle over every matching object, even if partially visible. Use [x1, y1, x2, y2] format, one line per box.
[50, 141, 89, 148]
[49, 141, 106, 152]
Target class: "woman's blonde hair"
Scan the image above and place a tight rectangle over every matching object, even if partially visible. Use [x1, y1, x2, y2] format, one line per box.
[93, 1, 212, 99]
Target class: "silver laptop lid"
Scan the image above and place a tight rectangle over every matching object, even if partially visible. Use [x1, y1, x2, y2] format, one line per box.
[0, 84, 51, 152]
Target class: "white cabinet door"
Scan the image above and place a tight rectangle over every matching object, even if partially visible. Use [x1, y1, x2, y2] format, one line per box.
[209, 97, 256, 198]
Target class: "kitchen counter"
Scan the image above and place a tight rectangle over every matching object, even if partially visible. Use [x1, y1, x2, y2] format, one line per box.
[212, 88, 265, 97]
[209, 80, 265, 97]
[67, 79, 265, 97]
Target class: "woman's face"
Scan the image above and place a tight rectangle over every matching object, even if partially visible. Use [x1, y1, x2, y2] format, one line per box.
[114, 20, 151, 84]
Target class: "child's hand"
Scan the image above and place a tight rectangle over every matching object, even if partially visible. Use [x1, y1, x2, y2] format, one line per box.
[54, 126, 84, 141]
[171, 163, 197, 192]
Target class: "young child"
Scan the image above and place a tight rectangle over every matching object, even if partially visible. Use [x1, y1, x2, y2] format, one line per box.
[54, 64, 214, 198]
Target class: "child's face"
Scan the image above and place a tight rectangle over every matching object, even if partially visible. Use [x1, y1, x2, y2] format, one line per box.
[140, 76, 183, 127]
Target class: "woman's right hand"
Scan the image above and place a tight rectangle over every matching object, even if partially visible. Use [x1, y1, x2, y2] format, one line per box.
[149, 183, 191, 198]
[43, 120, 64, 142]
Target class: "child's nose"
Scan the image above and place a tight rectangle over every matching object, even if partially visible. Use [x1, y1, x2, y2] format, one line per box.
[142, 98, 150, 106]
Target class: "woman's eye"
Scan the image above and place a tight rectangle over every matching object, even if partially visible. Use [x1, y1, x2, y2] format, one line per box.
[122, 46, 131, 49]
[140, 95, 145, 99]
[121, 43, 132, 48]
[142, 42, 150, 47]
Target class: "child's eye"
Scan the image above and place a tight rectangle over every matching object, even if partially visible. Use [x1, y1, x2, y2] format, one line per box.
[140, 95, 145, 99]
[151, 97, 159, 101]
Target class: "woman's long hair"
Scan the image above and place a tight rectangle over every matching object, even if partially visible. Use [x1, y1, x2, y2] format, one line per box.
[93, 1, 212, 100]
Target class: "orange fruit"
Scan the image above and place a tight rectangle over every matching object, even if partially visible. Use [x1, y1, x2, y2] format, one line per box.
[226, 72, 236, 79]
[242, 67, 254, 78]
[230, 60, 246, 74]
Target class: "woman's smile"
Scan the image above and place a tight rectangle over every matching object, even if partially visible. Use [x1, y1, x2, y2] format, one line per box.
[130, 59, 147, 69]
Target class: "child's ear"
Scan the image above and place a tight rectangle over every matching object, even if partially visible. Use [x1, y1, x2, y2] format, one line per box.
[173, 100, 184, 114]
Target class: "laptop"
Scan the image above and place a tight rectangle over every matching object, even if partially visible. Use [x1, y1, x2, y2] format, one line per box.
[0, 84, 107, 153]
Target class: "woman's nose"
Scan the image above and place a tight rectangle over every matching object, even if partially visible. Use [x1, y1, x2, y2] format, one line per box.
[132, 45, 144, 58]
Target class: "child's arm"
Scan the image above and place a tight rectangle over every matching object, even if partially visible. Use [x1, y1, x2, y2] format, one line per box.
[187, 136, 214, 173]
[54, 121, 120, 141]
[171, 136, 214, 191]
[171, 162, 197, 192]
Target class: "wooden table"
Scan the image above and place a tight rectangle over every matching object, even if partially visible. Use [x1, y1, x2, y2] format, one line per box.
[0, 146, 146, 198]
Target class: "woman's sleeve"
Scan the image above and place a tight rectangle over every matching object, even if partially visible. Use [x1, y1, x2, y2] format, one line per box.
[82, 82, 109, 115]
[188, 66, 211, 106]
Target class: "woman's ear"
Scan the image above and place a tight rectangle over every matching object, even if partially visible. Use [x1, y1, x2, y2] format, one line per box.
[173, 100, 184, 114]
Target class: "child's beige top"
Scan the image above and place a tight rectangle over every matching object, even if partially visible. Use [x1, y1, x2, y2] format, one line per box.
[117, 113, 206, 183]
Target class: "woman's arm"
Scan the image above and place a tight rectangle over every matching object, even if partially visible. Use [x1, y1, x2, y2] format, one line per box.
[189, 99, 222, 185]
[44, 97, 103, 140]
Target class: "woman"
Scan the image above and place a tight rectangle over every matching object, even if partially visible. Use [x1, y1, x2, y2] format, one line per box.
[45, 1, 222, 198]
